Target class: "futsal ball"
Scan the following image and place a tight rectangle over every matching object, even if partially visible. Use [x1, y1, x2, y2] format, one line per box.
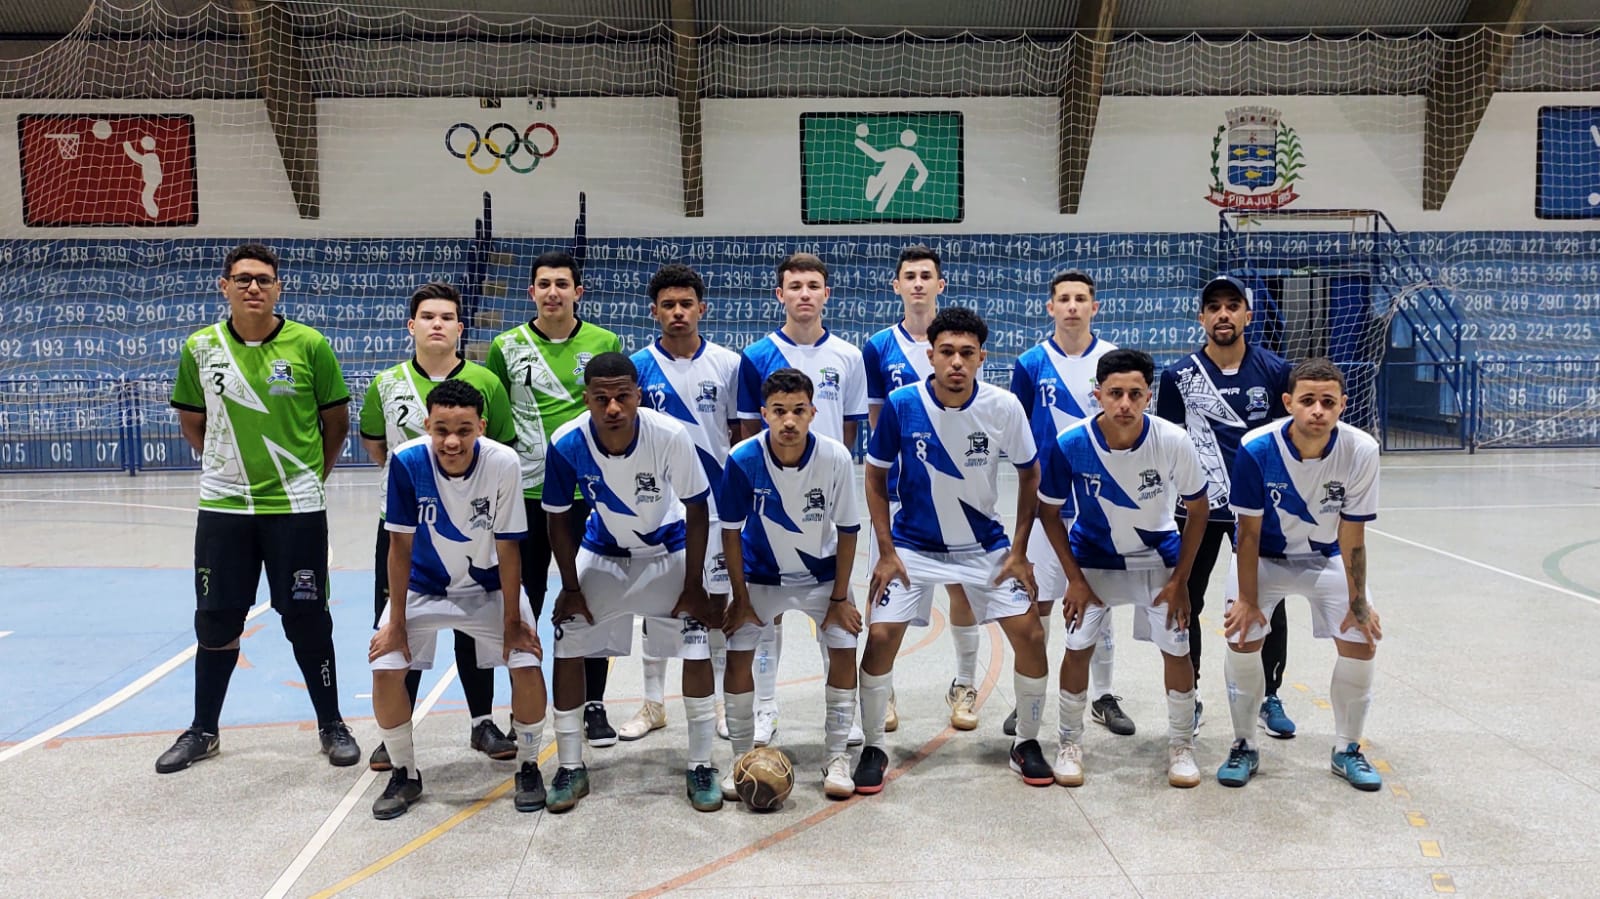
[91, 119, 112, 140]
[732, 746, 794, 811]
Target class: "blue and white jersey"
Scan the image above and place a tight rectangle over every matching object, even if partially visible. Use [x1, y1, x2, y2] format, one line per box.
[1010, 335, 1117, 517]
[718, 432, 861, 587]
[736, 329, 868, 444]
[866, 379, 1037, 555]
[385, 436, 527, 598]
[863, 323, 932, 404]
[1155, 344, 1291, 522]
[542, 407, 711, 559]
[1038, 414, 1208, 571]
[1230, 420, 1380, 560]
[632, 338, 740, 519]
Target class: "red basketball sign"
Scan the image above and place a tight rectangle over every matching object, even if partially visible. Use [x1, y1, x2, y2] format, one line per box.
[18, 113, 198, 227]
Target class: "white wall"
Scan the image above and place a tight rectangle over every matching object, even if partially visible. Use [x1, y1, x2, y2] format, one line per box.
[2, 92, 1596, 239]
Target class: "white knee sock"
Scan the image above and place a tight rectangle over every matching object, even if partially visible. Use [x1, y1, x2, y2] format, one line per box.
[824, 685, 855, 756]
[755, 623, 781, 714]
[553, 706, 585, 769]
[512, 716, 545, 765]
[859, 670, 893, 749]
[710, 631, 727, 704]
[1012, 672, 1048, 743]
[641, 655, 667, 705]
[1330, 656, 1375, 749]
[1057, 689, 1088, 745]
[1166, 688, 1198, 748]
[951, 624, 981, 687]
[683, 694, 716, 769]
[725, 690, 755, 756]
[1089, 617, 1115, 698]
[1224, 648, 1266, 748]
[378, 722, 416, 776]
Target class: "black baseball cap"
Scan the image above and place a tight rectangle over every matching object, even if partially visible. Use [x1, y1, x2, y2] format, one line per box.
[1200, 275, 1250, 307]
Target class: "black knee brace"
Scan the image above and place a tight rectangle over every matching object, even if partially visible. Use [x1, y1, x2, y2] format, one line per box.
[194, 607, 249, 649]
[280, 605, 334, 648]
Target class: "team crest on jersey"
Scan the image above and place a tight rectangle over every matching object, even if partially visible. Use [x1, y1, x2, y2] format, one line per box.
[291, 569, 318, 602]
[696, 381, 719, 411]
[1245, 386, 1270, 417]
[965, 432, 990, 456]
[817, 366, 842, 399]
[1137, 468, 1164, 499]
[468, 497, 493, 530]
[574, 352, 594, 378]
[803, 488, 827, 521]
[266, 359, 297, 395]
[1320, 481, 1346, 510]
[635, 471, 661, 502]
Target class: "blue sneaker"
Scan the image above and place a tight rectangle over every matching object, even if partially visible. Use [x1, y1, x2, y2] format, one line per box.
[1216, 739, 1259, 787]
[1260, 695, 1296, 739]
[1331, 743, 1382, 792]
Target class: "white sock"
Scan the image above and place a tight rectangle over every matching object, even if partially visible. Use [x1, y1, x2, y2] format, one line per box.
[1012, 672, 1048, 743]
[470, 714, 491, 728]
[1330, 656, 1376, 749]
[710, 631, 727, 704]
[683, 694, 716, 769]
[951, 624, 980, 687]
[512, 716, 544, 765]
[1089, 617, 1115, 698]
[824, 685, 855, 756]
[553, 706, 585, 769]
[1166, 688, 1198, 748]
[1057, 689, 1088, 745]
[641, 655, 667, 705]
[1224, 648, 1266, 749]
[378, 722, 417, 776]
[859, 670, 893, 749]
[726, 690, 755, 756]
[755, 623, 781, 714]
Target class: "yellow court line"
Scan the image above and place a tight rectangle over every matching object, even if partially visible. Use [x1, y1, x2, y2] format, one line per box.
[1420, 840, 1443, 859]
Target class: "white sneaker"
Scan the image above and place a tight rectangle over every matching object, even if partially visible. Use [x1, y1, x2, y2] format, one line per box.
[616, 700, 667, 741]
[1168, 743, 1200, 788]
[1054, 742, 1084, 787]
[721, 768, 739, 802]
[885, 690, 899, 732]
[715, 700, 729, 740]
[753, 709, 778, 747]
[847, 718, 864, 747]
[822, 753, 854, 799]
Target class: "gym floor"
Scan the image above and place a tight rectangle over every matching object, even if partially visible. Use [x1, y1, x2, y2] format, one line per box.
[2, 450, 1598, 898]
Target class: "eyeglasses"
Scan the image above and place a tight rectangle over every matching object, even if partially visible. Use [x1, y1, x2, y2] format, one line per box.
[227, 274, 279, 288]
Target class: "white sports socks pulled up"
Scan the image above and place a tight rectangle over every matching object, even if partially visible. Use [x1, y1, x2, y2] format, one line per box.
[1224, 647, 1266, 749]
[641, 655, 667, 705]
[378, 722, 416, 775]
[1330, 655, 1375, 749]
[859, 670, 893, 748]
[1057, 689, 1088, 745]
[1166, 688, 1198, 748]
[683, 694, 716, 770]
[512, 716, 545, 765]
[1012, 672, 1048, 743]
[951, 624, 981, 687]
[553, 706, 585, 769]
[824, 685, 855, 756]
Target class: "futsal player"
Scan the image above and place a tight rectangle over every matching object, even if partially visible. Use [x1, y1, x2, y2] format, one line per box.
[359, 281, 518, 770]
[862, 244, 976, 732]
[1156, 275, 1296, 737]
[542, 353, 723, 813]
[720, 368, 862, 800]
[1008, 270, 1132, 738]
[1037, 349, 1209, 788]
[736, 252, 869, 747]
[487, 250, 624, 747]
[367, 380, 548, 819]
[621, 264, 741, 744]
[157, 243, 360, 774]
[857, 307, 1053, 793]
[1217, 358, 1384, 791]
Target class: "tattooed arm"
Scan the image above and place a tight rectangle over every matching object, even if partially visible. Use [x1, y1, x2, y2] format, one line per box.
[1338, 518, 1382, 645]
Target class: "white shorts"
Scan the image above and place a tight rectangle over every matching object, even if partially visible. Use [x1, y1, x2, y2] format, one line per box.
[705, 517, 732, 594]
[371, 590, 541, 672]
[1028, 524, 1068, 607]
[1068, 569, 1190, 656]
[873, 546, 1032, 627]
[1224, 555, 1371, 644]
[727, 583, 858, 652]
[554, 549, 712, 660]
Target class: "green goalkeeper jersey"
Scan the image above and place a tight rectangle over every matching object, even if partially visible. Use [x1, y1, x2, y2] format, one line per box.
[485, 318, 622, 499]
[171, 317, 350, 515]
[359, 357, 515, 516]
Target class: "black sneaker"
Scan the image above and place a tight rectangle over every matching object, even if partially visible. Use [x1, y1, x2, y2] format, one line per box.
[1002, 708, 1018, 737]
[470, 720, 518, 760]
[514, 761, 546, 812]
[1008, 739, 1054, 786]
[584, 702, 618, 748]
[1091, 694, 1137, 736]
[372, 767, 423, 820]
[155, 726, 219, 774]
[319, 720, 361, 767]
[853, 746, 889, 795]
[369, 742, 391, 772]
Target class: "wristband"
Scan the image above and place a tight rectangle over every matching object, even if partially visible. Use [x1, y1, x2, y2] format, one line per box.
[829, 595, 848, 603]
[561, 584, 580, 592]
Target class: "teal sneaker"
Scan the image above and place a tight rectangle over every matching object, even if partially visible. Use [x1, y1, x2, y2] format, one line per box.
[686, 765, 724, 812]
[546, 765, 591, 813]
[1216, 739, 1260, 787]
[1331, 743, 1382, 792]
[1259, 695, 1297, 739]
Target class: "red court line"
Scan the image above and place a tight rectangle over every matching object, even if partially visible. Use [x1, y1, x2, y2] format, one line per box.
[630, 621, 1008, 899]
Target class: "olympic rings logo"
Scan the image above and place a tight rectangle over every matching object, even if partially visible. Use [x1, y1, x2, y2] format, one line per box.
[444, 122, 560, 175]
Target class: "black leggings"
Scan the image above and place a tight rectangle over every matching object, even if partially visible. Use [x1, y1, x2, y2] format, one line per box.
[521, 496, 609, 704]
[1187, 518, 1289, 693]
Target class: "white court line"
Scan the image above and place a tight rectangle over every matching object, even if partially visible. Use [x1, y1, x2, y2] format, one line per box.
[0, 497, 196, 514]
[1381, 502, 1600, 512]
[1385, 461, 1600, 472]
[1370, 527, 1600, 608]
[262, 664, 460, 899]
[0, 631, 11, 639]
[0, 602, 272, 764]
